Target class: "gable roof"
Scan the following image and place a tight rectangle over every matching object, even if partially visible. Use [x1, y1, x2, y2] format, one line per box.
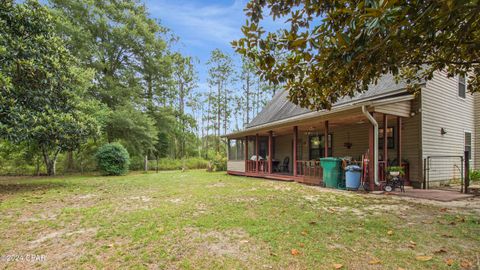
[247, 74, 410, 129]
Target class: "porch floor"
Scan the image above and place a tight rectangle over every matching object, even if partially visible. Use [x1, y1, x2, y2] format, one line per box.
[389, 187, 475, 202]
[244, 172, 298, 182]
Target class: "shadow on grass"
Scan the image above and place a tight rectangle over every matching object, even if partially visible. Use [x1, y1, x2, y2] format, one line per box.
[0, 182, 71, 195]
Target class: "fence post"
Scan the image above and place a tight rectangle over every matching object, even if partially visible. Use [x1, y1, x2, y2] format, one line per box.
[464, 151, 470, 194]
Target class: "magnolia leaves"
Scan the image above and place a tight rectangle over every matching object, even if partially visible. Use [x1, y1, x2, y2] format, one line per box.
[233, 0, 480, 111]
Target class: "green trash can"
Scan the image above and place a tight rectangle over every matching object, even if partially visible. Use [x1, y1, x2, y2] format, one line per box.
[320, 157, 343, 188]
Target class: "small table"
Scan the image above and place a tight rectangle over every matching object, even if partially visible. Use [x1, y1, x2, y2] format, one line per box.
[271, 160, 280, 172]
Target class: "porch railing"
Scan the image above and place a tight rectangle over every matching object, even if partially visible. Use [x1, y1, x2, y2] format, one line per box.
[245, 159, 409, 184]
[246, 160, 268, 174]
[295, 160, 323, 185]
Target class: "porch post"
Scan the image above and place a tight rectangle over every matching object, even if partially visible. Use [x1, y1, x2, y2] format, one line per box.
[293, 126, 298, 177]
[368, 117, 375, 191]
[324, 120, 329, 157]
[245, 136, 248, 172]
[268, 131, 273, 174]
[383, 114, 388, 162]
[227, 139, 230, 160]
[255, 133, 259, 173]
[397, 117, 402, 165]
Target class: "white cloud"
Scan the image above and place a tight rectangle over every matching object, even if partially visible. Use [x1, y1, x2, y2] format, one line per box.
[149, 0, 247, 45]
[148, 0, 286, 47]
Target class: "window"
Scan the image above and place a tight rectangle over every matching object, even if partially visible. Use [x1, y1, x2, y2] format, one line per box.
[309, 134, 332, 160]
[379, 127, 395, 149]
[459, 75, 466, 98]
[228, 139, 245, 161]
[465, 132, 472, 160]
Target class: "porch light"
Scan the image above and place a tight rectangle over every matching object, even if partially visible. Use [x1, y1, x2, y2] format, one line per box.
[344, 132, 352, 149]
[344, 142, 353, 149]
[441, 128, 447, 135]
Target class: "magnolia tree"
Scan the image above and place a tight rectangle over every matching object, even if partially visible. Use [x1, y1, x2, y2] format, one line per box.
[233, 0, 480, 110]
[0, 1, 101, 175]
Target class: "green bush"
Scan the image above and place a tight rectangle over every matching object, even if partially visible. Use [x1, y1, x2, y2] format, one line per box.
[209, 154, 227, 172]
[95, 143, 130, 175]
[470, 170, 480, 182]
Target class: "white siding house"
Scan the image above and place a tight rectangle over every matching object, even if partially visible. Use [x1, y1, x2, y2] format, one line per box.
[226, 72, 478, 188]
[475, 93, 480, 170]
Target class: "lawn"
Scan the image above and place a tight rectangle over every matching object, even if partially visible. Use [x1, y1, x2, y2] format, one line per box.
[0, 171, 479, 270]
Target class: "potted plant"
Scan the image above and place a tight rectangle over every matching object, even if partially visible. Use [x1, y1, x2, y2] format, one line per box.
[386, 166, 405, 177]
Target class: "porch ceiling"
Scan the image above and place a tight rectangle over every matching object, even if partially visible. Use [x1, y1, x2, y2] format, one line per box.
[232, 107, 404, 137]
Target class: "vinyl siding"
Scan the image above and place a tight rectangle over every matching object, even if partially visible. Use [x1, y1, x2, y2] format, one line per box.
[421, 71, 475, 182]
[402, 98, 423, 182]
[374, 100, 411, 117]
[227, 161, 245, 172]
[475, 93, 480, 170]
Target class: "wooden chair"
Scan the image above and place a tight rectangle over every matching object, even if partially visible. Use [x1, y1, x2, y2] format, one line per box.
[279, 157, 290, 173]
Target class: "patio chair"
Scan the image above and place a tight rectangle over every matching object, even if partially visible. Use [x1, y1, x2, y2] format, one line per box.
[279, 157, 290, 173]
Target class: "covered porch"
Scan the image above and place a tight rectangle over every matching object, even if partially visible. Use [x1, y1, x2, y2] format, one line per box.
[227, 97, 417, 190]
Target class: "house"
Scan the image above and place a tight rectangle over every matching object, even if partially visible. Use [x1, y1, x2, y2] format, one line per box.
[225, 71, 478, 190]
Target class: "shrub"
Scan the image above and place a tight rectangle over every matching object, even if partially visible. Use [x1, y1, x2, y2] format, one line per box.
[95, 143, 130, 175]
[470, 170, 480, 182]
[209, 154, 227, 172]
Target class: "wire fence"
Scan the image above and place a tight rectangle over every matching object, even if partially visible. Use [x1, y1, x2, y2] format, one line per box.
[425, 155, 464, 192]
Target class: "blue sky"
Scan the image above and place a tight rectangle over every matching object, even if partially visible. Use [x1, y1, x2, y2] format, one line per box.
[144, 0, 284, 93]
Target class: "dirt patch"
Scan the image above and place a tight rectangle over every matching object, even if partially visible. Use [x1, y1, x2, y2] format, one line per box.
[129, 196, 152, 202]
[29, 227, 97, 248]
[273, 185, 292, 191]
[208, 182, 226, 188]
[303, 195, 320, 202]
[366, 193, 480, 215]
[233, 197, 259, 203]
[166, 198, 183, 204]
[75, 194, 96, 200]
[166, 227, 271, 267]
[115, 196, 155, 212]
[192, 203, 208, 217]
[18, 211, 59, 223]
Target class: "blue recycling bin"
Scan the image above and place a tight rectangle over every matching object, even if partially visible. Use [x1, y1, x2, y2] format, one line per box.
[345, 165, 362, 190]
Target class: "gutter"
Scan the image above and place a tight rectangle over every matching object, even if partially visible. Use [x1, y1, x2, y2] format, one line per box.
[361, 105, 380, 187]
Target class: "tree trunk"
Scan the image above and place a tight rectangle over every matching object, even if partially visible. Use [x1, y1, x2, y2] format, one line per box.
[179, 83, 185, 158]
[205, 90, 211, 159]
[144, 155, 148, 172]
[42, 148, 59, 176]
[65, 151, 75, 172]
[216, 81, 222, 153]
[246, 72, 250, 125]
[35, 156, 41, 176]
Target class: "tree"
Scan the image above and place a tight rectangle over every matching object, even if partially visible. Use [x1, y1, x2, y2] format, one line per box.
[233, 0, 480, 110]
[0, 0, 101, 175]
[240, 57, 256, 125]
[206, 49, 235, 152]
[50, 0, 167, 108]
[172, 54, 198, 158]
[104, 105, 158, 157]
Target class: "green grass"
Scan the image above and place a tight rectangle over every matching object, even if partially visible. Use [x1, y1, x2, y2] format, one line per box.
[0, 171, 479, 269]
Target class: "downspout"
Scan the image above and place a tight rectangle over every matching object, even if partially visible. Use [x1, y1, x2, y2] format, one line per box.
[362, 105, 380, 186]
